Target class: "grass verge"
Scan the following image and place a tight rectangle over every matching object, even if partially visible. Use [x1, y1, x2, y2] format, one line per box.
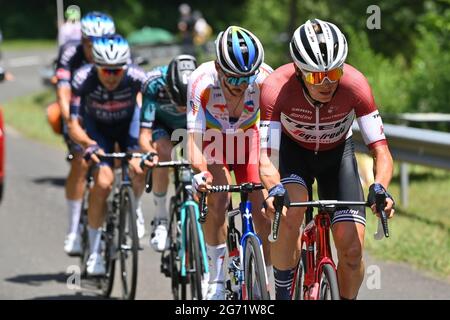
[2, 89, 64, 147]
[1, 39, 56, 50]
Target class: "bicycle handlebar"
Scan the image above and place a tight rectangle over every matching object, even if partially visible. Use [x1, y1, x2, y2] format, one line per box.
[144, 159, 191, 194]
[270, 199, 389, 243]
[98, 152, 144, 160]
[198, 183, 264, 224]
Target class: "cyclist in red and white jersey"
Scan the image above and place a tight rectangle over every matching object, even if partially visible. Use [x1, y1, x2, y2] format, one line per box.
[187, 26, 273, 299]
[259, 19, 395, 300]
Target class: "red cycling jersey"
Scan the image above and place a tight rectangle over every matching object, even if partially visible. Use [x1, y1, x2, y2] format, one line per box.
[260, 63, 387, 153]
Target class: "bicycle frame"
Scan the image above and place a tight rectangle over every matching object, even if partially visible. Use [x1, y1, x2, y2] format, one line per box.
[150, 162, 209, 280]
[237, 197, 267, 300]
[200, 183, 268, 300]
[300, 209, 335, 300]
[180, 199, 209, 277]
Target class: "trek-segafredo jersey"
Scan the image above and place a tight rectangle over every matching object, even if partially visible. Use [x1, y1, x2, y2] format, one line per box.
[260, 63, 387, 152]
[70, 63, 147, 124]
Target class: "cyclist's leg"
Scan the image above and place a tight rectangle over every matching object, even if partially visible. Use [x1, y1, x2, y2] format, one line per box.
[82, 119, 115, 274]
[203, 162, 231, 300]
[148, 126, 173, 250]
[318, 138, 366, 300]
[63, 122, 87, 254]
[272, 133, 312, 299]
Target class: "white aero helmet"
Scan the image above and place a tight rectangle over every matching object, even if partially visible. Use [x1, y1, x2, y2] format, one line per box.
[92, 34, 130, 67]
[81, 12, 115, 38]
[215, 26, 264, 76]
[290, 19, 348, 72]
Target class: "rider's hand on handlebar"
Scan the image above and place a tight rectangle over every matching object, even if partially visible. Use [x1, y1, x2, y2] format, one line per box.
[192, 171, 213, 193]
[140, 152, 159, 169]
[83, 144, 104, 163]
[367, 183, 395, 218]
[261, 184, 289, 221]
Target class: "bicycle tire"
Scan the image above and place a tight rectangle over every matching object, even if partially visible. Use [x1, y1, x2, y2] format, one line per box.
[182, 206, 203, 300]
[101, 219, 116, 297]
[118, 185, 139, 300]
[243, 235, 270, 300]
[79, 201, 89, 277]
[293, 249, 307, 300]
[168, 196, 181, 300]
[319, 264, 340, 300]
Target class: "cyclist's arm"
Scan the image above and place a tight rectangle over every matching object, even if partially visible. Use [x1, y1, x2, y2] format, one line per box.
[67, 116, 95, 148]
[67, 94, 95, 148]
[259, 80, 283, 191]
[186, 73, 208, 174]
[370, 144, 393, 190]
[139, 88, 158, 154]
[55, 44, 76, 121]
[259, 120, 282, 190]
[187, 131, 208, 173]
[57, 85, 71, 122]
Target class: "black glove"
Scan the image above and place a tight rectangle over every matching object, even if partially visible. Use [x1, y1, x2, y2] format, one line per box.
[83, 144, 100, 161]
[367, 183, 395, 207]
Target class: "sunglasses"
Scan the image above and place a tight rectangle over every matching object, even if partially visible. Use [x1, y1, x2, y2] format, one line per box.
[224, 70, 259, 86]
[97, 66, 125, 77]
[301, 67, 344, 85]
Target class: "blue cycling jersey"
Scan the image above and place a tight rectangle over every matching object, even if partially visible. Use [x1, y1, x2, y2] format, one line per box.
[70, 63, 147, 125]
[56, 40, 87, 88]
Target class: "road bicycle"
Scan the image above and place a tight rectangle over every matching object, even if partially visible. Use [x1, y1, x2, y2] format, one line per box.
[270, 193, 389, 300]
[144, 160, 208, 300]
[199, 182, 271, 300]
[79, 152, 142, 300]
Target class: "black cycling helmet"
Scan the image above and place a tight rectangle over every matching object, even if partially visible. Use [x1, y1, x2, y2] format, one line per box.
[166, 55, 197, 106]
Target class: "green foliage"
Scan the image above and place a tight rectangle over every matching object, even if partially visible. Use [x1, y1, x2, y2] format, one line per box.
[345, 29, 409, 114]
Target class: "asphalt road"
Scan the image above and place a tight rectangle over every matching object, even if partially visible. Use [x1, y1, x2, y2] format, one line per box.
[0, 48, 449, 300]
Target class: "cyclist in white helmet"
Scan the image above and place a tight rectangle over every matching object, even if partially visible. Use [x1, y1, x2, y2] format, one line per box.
[67, 34, 151, 276]
[55, 12, 116, 257]
[259, 19, 395, 299]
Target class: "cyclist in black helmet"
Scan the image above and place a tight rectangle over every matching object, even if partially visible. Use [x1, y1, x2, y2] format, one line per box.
[139, 55, 198, 251]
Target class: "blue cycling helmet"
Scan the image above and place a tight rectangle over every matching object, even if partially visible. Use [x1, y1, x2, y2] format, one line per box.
[215, 26, 264, 76]
[92, 34, 130, 66]
[81, 12, 115, 38]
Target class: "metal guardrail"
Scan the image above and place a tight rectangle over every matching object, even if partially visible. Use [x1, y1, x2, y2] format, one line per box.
[352, 122, 450, 206]
[352, 122, 450, 170]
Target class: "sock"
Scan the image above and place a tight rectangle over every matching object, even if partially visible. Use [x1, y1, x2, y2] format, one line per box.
[135, 197, 144, 222]
[87, 226, 102, 255]
[274, 267, 295, 300]
[153, 192, 168, 221]
[67, 199, 82, 236]
[206, 243, 226, 283]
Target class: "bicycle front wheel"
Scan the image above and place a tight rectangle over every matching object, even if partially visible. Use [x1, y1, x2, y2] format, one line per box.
[118, 185, 139, 300]
[243, 235, 270, 300]
[319, 264, 340, 300]
[182, 206, 204, 300]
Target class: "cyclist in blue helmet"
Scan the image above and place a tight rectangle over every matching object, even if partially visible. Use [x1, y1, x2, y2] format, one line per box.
[186, 26, 273, 299]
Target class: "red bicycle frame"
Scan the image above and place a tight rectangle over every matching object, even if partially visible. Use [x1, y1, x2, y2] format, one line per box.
[292, 210, 336, 300]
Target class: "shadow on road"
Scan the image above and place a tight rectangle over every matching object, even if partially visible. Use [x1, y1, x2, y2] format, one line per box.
[29, 293, 118, 300]
[5, 272, 68, 286]
[32, 177, 66, 187]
